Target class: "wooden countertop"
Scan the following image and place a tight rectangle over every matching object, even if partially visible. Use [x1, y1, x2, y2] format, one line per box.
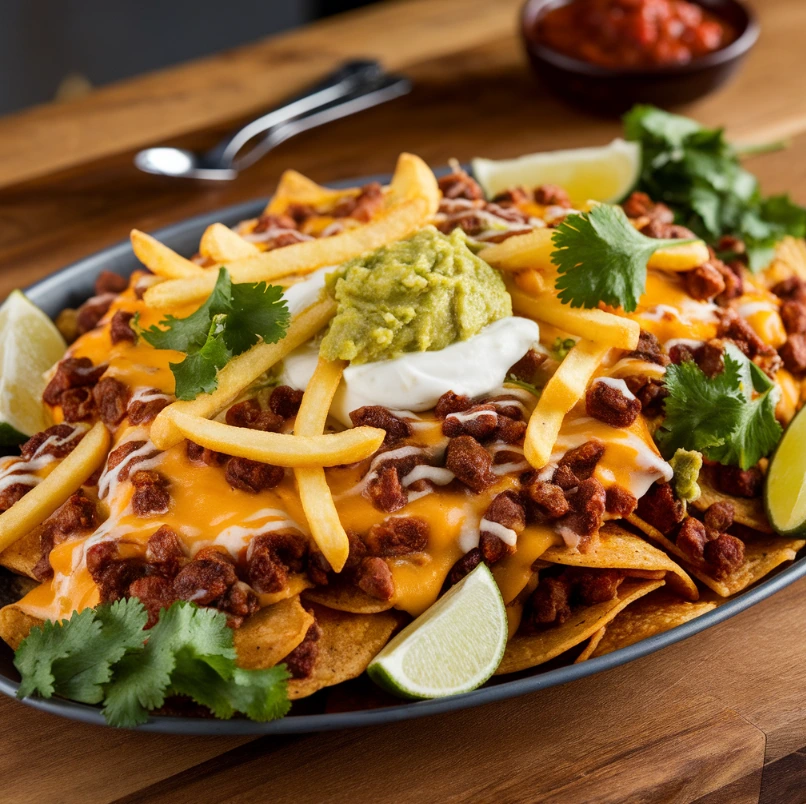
[1, 0, 806, 800]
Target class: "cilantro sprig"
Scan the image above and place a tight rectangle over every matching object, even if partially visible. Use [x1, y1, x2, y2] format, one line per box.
[138, 268, 290, 400]
[551, 204, 697, 312]
[15, 599, 290, 727]
[655, 344, 782, 470]
[625, 105, 806, 272]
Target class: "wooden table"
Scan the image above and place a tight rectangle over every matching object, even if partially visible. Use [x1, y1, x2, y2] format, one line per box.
[1, 0, 805, 800]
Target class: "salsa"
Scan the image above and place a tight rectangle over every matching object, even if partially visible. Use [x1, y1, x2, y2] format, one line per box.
[534, 0, 736, 70]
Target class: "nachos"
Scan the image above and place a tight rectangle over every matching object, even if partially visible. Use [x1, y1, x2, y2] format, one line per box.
[1, 109, 805, 725]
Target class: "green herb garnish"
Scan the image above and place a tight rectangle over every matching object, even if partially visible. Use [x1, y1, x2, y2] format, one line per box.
[624, 105, 806, 272]
[15, 599, 290, 728]
[656, 344, 782, 470]
[551, 204, 697, 312]
[551, 337, 577, 361]
[505, 374, 541, 397]
[138, 268, 289, 400]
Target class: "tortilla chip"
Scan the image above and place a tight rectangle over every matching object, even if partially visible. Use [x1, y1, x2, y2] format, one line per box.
[495, 579, 664, 675]
[574, 626, 606, 663]
[588, 591, 718, 659]
[628, 513, 805, 596]
[0, 526, 44, 579]
[0, 604, 42, 650]
[542, 523, 699, 601]
[234, 596, 314, 670]
[690, 480, 772, 534]
[303, 582, 395, 614]
[504, 572, 537, 639]
[288, 603, 401, 700]
[506, 603, 523, 640]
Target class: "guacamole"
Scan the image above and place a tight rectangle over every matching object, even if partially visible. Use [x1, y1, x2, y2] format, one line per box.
[669, 448, 702, 504]
[319, 227, 512, 364]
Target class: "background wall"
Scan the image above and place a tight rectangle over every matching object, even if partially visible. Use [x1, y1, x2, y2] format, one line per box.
[0, 0, 377, 116]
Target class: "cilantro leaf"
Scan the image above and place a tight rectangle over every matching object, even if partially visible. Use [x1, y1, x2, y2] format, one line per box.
[170, 654, 291, 722]
[15, 608, 102, 700]
[15, 600, 290, 728]
[704, 346, 783, 469]
[551, 204, 696, 312]
[624, 105, 806, 273]
[655, 357, 745, 459]
[170, 315, 232, 401]
[103, 602, 235, 727]
[139, 268, 232, 352]
[138, 267, 289, 400]
[15, 598, 148, 704]
[225, 282, 291, 355]
[656, 345, 782, 470]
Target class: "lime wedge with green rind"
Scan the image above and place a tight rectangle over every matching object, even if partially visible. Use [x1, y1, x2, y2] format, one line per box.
[472, 139, 640, 207]
[367, 563, 507, 699]
[0, 290, 66, 445]
[766, 404, 806, 536]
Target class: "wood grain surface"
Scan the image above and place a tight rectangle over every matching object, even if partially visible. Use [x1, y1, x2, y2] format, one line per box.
[1, 0, 806, 801]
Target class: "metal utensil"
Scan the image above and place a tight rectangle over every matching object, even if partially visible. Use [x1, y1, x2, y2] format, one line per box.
[134, 60, 411, 180]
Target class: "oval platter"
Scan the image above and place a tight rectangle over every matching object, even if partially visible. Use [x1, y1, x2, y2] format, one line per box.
[2, 175, 805, 735]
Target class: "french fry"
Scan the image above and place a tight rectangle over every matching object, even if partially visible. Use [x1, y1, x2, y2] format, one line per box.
[525, 339, 610, 469]
[199, 223, 261, 262]
[647, 241, 710, 272]
[294, 358, 350, 572]
[513, 269, 546, 296]
[142, 153, 440, 309]
[130, 230, 205, 279]
[143, 276, 223, 311]
[150, 298, 336, 449]
[479, 228, 556, 273]
[168, 410, 384, 468]
[0, 423, 109, 553]
[507, 280, 640, 350]
[266, 169, 347, 214]
[479, 221, 708, 275]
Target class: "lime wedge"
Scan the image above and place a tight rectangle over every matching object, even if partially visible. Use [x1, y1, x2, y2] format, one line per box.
[0, 291, 66, 445]
[472, 139, 641, 206]
[766, 404, 806, 535]
[367, 563, 507, 699]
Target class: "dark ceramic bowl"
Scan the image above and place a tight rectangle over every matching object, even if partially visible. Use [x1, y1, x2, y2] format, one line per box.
[520, 0, 760, 114]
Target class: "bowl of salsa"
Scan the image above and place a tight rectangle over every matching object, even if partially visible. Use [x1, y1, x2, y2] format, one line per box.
[521, 0, 759, 112]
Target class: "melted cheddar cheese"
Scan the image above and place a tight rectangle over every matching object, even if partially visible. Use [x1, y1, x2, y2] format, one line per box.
[628, 270, 718, 343]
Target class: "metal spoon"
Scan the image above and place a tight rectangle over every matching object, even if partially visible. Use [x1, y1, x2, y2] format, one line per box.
[134, 60, 411, 181]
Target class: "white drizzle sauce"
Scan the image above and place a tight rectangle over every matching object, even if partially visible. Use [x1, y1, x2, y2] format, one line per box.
[129, 387, 173, 406]
[479, 518, 518, 547]
[445, 408, 497, 425]
[201, 509, 308, 559]
[592, 376, 638, 401]
[536, 423, 673, 498]
[401, 465, 455, 488]
[0, 424, 87, 493]
[97, 433, 162, 501]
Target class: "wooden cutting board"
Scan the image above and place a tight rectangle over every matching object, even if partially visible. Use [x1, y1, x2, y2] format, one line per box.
[0, 0, 805, 800]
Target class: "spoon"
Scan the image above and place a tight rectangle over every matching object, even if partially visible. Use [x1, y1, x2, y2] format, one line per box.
[134, 60, 411, 181]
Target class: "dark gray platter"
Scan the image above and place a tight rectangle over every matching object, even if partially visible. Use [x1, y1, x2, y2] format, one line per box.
[2, 181, 805, 735]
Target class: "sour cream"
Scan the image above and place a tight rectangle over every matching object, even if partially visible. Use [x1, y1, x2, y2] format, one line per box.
[280, 316, 540, 427]
[282, 265, 332, 316]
